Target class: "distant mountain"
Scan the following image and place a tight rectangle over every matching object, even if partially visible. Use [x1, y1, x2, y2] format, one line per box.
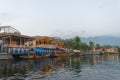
[81, 36, 120, 46]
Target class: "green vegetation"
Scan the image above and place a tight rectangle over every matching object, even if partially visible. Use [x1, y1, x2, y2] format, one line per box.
[59, 36, 90, 51]
[118, 47, 120, 52]
[115, 46, 120, 52]
[89, 41, 94, 48]
[89, 41, 94, 50]
[95, 43, 100, 49]
[59, 36, 120, 52]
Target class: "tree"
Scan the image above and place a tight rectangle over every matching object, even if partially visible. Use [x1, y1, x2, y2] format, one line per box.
[73, 36, 81, 49]
[79, 42, 90, 51]
[103, 45, 112, 49]
[114, 46, 120, 53]
[118, 47, 120, 52]
[96, 43, 101, 49]
[74, 36, 81, 44]
[89, 41, 94, 48]
[59, 36, 90, 51]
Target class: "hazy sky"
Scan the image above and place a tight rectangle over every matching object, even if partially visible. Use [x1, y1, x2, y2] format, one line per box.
[0, 0, 120, 38]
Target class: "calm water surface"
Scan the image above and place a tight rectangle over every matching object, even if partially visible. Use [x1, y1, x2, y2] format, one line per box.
[0, 54, 120, 80]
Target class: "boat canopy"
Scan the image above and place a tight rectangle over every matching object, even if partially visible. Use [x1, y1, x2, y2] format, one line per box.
[73, 50, 81, 53]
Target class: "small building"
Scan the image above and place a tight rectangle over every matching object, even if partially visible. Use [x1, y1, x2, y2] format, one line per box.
[92, 46, 119, 54]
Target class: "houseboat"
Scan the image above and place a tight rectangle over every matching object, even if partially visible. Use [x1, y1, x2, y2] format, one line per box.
[0, 26, 34, 59]
[26, 36, 69, 57]
[0, 26, 69, 59]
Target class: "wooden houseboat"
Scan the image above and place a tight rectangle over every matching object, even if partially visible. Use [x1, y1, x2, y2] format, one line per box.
[26, 36, 69, 57]
[0, 26, 34, 59]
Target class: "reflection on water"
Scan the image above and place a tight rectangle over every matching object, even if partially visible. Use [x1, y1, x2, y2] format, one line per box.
[0, 54, 120, 80]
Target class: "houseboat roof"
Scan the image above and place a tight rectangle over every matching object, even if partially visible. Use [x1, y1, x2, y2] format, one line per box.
[0, 33, 33, 40]
[0, 26, 33, 40]
[0, 26, 21, 35]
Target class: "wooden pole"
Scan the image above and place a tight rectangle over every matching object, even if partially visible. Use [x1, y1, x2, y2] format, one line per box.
[10, 36, 12, 47]
[20, 37, 22, 47]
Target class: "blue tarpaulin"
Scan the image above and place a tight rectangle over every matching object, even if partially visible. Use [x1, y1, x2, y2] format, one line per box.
[33, 48, 47, 53]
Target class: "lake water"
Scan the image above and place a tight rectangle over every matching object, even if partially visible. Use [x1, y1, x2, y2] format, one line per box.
[0, 54, 120, 80]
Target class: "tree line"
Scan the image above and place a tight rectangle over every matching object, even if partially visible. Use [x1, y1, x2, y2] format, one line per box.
[59, 36, 120, 52]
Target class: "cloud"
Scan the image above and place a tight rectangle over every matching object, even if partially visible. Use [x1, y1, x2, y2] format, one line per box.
[0, 12, 17, 25]
[0, 0, 120, 37]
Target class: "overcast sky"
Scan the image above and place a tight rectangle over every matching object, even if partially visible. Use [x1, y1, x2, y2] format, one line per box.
[0, 0, 120, 38]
